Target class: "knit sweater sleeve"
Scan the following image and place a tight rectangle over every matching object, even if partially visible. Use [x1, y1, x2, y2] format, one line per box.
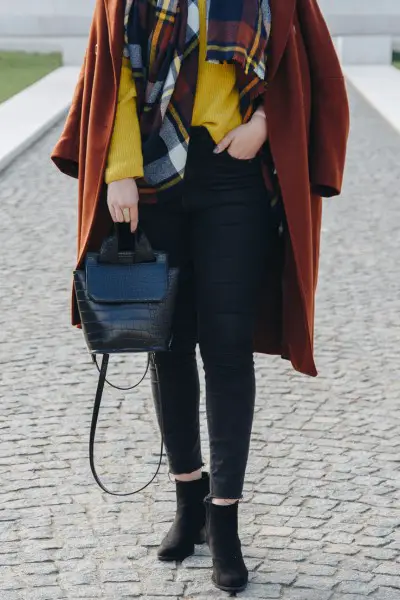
[105, 58, 144, 184]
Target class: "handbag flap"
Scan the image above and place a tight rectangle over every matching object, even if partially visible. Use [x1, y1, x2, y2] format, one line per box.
[85, 253, 168, 304]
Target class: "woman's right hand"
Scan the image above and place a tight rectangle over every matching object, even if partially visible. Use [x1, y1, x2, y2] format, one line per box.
[107, 178, 139, 233]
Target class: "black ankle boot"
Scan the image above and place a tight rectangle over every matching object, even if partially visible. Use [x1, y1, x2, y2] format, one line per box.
[157, 473, 209, 562]
[206, 499, 249, 593]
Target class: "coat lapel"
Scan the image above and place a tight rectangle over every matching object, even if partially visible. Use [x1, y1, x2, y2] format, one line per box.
[266, 0, 297, 82]
[103, 0, 125, 68]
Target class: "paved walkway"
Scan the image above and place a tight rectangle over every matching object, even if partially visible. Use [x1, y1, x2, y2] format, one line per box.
[1, 85, 400, 600]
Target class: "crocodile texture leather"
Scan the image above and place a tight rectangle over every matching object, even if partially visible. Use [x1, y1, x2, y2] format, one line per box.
[73, 251, 180, 355]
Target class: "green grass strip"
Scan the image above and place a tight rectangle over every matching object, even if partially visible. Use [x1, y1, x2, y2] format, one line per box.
[0, 51, 62, 103]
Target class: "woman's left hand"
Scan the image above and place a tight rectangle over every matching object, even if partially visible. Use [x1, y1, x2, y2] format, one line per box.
[214, 111, 268, 160]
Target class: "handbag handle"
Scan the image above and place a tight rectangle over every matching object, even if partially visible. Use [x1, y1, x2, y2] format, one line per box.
[89, 353, 165, 496]
[98, 225, 156, 264]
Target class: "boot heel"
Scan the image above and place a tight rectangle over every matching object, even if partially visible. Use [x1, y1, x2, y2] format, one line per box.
[206, 500, 248, 593]
[195, 526, 207, 545]
[157, 473, 209, 562]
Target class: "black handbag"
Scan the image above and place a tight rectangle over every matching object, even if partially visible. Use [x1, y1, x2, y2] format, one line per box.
[73, 226, 180, 496]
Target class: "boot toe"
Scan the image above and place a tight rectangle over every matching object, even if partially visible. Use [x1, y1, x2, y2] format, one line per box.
[158, 549, 194, 562]
[212, 565, 248, 593]
[157, 536, 195, 562]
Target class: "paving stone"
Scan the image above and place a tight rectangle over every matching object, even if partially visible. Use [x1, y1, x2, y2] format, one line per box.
[20, 563, 59, 576]
[325, 531, 355, 544]
[286, 516, 325, 529]
[0, 577, 24, 591]
[290, 539, 324, 551]
[373, 564, 400, 576]
[293, 528, 324, 541]
[357, 536, 388, 547]
[101, 569, 141, 583]
[336, 581, 378, 595]
[282, 590, 332, 600]
[259, 560, 299, 573]
[337, 569, 374, 583]
[364, 548, 398, 560]
[331, 596, 370, 600]
[372, 588, 400, 600]
[253, 494, 285, 506]
[21, 588, 67, 600]
[58, 571, 98, 586]
[298, 564, 337, 576]
[264, 549, 309, 562]
[239, 583, 282, 598]
[260, 526, 294, 537]
[140, 597, 179, 600]
[294, 575, 336, 590]
[141, 582, 184, 596]
[188, 597, 226, 600]
[372, 575, 400, 589]
[1, 593, 24, 600]
[251, 571, 297, 585]
[102, 583, 142, 596]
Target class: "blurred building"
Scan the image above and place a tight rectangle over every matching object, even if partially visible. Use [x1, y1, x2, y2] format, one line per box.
[319, 0, 400, 64]
[0, 0, 399, 65]
[0, 0, 95, 65]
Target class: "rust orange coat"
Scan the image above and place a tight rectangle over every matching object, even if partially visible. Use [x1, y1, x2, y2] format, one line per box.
[51, 0, 350, 377]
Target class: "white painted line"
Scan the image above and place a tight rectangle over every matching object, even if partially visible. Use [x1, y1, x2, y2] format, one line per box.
[0, 66, 80, 172]
[344, 65, 400, 134]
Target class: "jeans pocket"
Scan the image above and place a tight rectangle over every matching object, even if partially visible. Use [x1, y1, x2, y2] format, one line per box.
[222, 150, 256, 163]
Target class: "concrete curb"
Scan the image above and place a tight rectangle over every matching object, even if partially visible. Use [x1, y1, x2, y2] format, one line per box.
[344, 65, 400, 135]
[0, 66, 80, 173]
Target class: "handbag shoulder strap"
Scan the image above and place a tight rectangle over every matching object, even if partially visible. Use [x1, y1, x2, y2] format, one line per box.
[89, 354, 164, 496]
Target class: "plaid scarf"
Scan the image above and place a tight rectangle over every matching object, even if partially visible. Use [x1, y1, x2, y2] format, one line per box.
[124, 0, 271, 196]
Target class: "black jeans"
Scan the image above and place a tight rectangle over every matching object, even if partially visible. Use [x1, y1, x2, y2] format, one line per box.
[139, 128, 276, 499]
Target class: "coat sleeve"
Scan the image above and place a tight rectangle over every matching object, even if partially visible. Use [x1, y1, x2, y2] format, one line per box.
[105, 58, 144, 184]
[297, 0, 350, 198]
[50, 0, 104, 179]
[51, 54, 86, 179]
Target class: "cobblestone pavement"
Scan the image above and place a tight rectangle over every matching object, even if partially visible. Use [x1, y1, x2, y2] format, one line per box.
[1, 84, 400, 600]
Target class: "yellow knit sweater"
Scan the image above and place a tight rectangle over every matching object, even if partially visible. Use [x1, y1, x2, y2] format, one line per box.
[105, 0, 242, 184]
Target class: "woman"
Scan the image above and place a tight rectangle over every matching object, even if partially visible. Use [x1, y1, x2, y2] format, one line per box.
[52, 0, 349, 593]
